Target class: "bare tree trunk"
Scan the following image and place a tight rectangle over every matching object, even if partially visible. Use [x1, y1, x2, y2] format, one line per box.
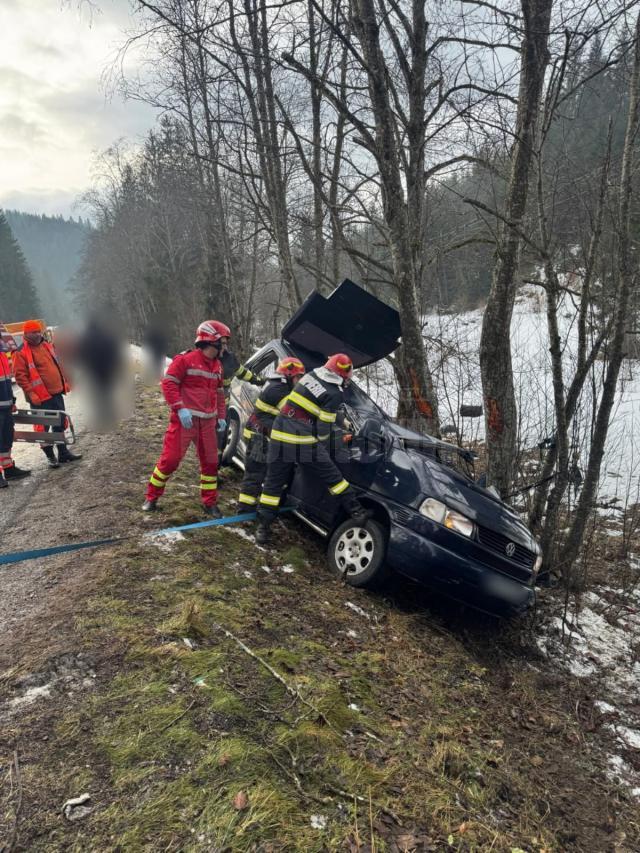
[559, 12, 640, 576]
[350, 0, 439, 433]
[479, 0, 553, 496]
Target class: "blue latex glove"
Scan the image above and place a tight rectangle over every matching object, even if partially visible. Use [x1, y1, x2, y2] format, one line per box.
[217, 418, 227, 431]
[177, 407, 193, 429]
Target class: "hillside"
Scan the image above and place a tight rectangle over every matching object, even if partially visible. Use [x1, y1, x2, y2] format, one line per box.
[4, 210, 90, 324]
[0, 370, 638, 852]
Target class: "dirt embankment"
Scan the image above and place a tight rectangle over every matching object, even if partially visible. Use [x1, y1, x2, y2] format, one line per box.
[1, 383, 638, 852]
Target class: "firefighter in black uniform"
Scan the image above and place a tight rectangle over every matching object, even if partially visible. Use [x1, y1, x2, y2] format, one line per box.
[255, 353, 368, 544]
[211, 321, 264, 465]
[237, 357, 306, 512]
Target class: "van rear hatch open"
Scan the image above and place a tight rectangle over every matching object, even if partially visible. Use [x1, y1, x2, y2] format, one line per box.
[282, 279, 401, 368]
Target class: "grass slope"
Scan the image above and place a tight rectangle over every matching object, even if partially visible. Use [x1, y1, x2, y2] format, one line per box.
[1, 388, 637, 852]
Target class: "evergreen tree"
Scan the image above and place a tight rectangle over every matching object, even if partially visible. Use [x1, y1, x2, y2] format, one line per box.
[0, 210, 41, 320]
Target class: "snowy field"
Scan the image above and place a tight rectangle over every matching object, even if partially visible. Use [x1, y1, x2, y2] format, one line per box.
[359, 288, 640, 508]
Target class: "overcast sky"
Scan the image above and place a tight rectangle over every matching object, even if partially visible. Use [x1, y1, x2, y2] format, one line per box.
[0, 0, 156, 218]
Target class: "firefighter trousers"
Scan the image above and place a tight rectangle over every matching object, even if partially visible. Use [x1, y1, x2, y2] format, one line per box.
[238, 433, 269, 507]
[146, 413, 219, 506]
[257, 437, 356, 523]
[0, 409, 15, 471]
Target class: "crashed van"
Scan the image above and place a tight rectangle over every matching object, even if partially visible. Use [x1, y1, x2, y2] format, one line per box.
[224, 280, 541, 615]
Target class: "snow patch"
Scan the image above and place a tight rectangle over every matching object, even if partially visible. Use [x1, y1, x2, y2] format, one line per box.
[281, 564, 295, 574]
[224, 526, 266, 551]
[345, 601, 370, 620]
[9, 683, 52, 709]
[145, 530, 186, 552]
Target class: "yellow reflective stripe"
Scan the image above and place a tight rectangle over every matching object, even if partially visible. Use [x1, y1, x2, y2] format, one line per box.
[201, 474, 217, 481]
[149, 476, 166, 487]
[329, 479, 350, 495]
[239, 493, 257, 505]
[259, 493, 281, 506]
[200, 483, 218, 491]
[243, 427, 255, 439]
[236, 366, 253, 380]
[318, 410, 336, 423]
[270, 429, 318, 445]
[256, 398, 280, 416]
[153, 466, 169, 480]
[277, 395, 289, 410]
[288, 390, 320, 416]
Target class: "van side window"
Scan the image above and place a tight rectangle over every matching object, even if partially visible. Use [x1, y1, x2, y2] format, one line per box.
[248, 350, 278, 378]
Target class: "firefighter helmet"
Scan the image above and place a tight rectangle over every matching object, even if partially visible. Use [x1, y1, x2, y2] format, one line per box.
[276, 357, 305, 377]
[209, 320, 232, 340]
[324, 353, 353, 379]
[195, 321, 223, 346]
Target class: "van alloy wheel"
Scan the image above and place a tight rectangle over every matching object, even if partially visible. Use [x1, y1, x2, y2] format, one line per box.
[335, 526, 375, 576]
[327, 517, 389, 588]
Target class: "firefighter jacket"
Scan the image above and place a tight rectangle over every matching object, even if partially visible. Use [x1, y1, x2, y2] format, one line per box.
[0, 352, 14, 410]
[221, 349, 264, 395]
[244, 377, 291, 440]
[272, 367, 346, 445]
[13, 341, 69, 404]
[162, 348, 226, 420]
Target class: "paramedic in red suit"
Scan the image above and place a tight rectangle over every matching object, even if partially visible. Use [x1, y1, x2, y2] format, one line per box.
[142, 321, 227, 518]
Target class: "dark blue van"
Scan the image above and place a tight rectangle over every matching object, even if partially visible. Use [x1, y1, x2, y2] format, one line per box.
[224, 280, 541, 615]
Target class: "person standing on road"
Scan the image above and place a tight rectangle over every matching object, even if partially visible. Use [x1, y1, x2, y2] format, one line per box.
[237, 357, 305, 513]
[12, 320, 82, 469]
[255, 353, 368, 544]
[0, 334, 30, 487]
[142, 321, 227, 517]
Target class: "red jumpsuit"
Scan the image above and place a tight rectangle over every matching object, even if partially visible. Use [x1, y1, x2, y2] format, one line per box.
[145, 349, 226, 507]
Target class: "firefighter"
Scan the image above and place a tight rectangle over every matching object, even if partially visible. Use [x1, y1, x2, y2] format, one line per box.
[0, 334, 30, 486]
[209, 321, 265, 399]
[12, 319, 82, 468]
[237, 357, 305, 513]
[142, 321, 227, 517]
[255, 353, 368, 545]
[210, 320, 265, 466]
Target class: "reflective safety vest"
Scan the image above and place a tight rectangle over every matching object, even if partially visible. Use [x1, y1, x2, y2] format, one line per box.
[19, 341, 69, 404]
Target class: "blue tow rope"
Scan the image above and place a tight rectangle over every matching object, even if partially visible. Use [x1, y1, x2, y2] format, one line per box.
[0, 509, 286, 567]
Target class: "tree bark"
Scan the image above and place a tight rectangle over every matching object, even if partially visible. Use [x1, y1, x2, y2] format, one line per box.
[479, 0, 553, 496]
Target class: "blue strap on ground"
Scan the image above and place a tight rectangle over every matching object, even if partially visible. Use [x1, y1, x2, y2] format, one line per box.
[0, 508, 292, 567]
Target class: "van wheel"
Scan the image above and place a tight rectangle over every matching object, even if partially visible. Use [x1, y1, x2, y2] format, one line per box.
[221, 414, 240, 465]
[327, 518, 389, 587]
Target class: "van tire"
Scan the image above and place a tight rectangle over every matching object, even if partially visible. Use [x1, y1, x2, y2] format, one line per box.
[221, 413, 240, 465]
[327, 518, 389, 587]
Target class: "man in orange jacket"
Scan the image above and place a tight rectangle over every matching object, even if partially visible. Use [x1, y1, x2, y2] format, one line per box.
[12, 320, 82, 468]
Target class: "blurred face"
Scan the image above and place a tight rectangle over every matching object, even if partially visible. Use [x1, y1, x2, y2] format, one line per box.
[291, 374, 302, 385]
[201, 342, 220, 360]
[24, 331, 43, 346]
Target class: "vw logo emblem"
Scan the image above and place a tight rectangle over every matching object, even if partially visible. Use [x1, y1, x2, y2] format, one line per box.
[505, 542, 516, 557]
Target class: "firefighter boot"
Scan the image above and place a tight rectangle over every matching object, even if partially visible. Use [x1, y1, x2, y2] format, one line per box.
[0, 475, 7, 489]
[43, 446, 59, 469]
[58, 445, 83, 463]
[343, 493, 372, 525]
[204, 505, 222, 519]
[142, 499, 158, 512]
[3, 465, 31, 480]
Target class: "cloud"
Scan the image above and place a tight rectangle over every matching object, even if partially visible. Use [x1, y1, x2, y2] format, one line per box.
[0, 0, 158, 217]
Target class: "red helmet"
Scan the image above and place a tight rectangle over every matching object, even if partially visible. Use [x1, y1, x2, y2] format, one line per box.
[195, 321, 223, 346]
[325, 353, 353, 379]
[210, 320, 231, 340]
[276, 357, 305, 378]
